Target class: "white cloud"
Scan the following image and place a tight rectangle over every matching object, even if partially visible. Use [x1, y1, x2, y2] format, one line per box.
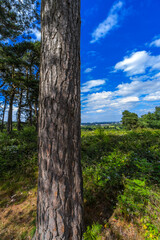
[82, 35, 160, 122]
[109, 96, 139, 109]
[115, 51, 150, 75]
[81, 79, 106, 93]
[150, 38, 160, 47]
[118, 96, 139, 103]
[90, 1, 124, 43]
[86, 91, 113, 102]
[154, 73, 160, 78]
[84, 66, 96, 73]
[81, 76, 160, 120]
[116, 78, 160, 97]
[115, 51, 160, 76]
[143, 91, 160, 101]
[83, 88, 140, 113]
[31, 28, 41, 41]
[96, 109, 105, 113]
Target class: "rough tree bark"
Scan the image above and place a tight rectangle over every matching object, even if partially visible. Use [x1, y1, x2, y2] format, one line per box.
[17, 88, 23, 131]
[1, 97, 7, 132]
[26, 67, 33, 126]
[34, 101, 38, 131]
[7, 89, 15, 134]
[36, 0, 83, 239]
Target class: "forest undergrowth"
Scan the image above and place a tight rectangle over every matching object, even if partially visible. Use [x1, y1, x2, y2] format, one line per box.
[0, 125, 160, 239]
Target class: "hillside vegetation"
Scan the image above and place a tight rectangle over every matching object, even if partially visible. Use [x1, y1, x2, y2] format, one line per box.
[0, 125, 160, 239]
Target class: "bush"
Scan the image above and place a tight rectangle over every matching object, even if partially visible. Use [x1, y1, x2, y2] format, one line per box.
[0, 126, 37, 177]
[83, 223, 103, 240]
[118, 179, 151, 217]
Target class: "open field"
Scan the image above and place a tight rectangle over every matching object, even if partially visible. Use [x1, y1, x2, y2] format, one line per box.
[0, 125, 160, 239]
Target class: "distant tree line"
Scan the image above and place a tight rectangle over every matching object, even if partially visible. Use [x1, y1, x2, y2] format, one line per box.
[122, 107, 160, 130]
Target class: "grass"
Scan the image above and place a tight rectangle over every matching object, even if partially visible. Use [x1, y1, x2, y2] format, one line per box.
[0, 126, 160, 239]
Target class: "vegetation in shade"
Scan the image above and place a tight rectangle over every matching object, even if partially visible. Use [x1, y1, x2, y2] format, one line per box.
[0, 125, 160, 239]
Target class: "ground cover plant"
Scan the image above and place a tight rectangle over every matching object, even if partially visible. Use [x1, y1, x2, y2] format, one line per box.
[0, 125, 160, 239]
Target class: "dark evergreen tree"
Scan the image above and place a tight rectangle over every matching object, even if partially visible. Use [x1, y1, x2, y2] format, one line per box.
[0, 41, 40, 132]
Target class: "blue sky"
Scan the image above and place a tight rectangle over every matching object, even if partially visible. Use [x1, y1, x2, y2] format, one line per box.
[80, 0, 160, 122]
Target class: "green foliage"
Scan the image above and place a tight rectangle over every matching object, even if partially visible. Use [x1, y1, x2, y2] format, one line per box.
[83, 223, 103, 240]
[139, 106, 160, 129]
[122, 110, 139, 130]
[20, 230, 28, 240]
[1, 125, 160, 239]
[118, 179, 151, 217]
[82, 127, 160, 238]
[0, 126, 37, 178]
[0, 0, 40, 40]
[82, 128, 160, 196]
[121, 106, 160, 130]
[117, 179, 160, 239]
[30, 226, 36, 238]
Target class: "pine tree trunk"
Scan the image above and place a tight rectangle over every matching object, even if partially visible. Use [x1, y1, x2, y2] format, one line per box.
[29, 66, 33, 126]
[34, 102, 38, 131]
[17, 88, 23, 131]
[1, 98, 7, 132]
[26, 67, 33, 126]
[29, 102, 33, 125]
[36, 0, 83, 239]
[7, 90, 15, 134]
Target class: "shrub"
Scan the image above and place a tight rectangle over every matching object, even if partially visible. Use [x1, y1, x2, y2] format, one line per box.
[118, 179, 151, 217]
[83, 223, 103, 240]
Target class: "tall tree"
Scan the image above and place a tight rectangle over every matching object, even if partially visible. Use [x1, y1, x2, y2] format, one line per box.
[36, 0, 83, 239]
[0, 96, 7, 132]
[139, 107, 160, 129]
[17, 87, 24, 131]
[0, 41, 40, 132]
[0, 0, 40, 40]
[122, 110, 139, 130]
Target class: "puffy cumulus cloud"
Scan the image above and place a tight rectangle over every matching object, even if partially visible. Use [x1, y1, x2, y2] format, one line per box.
[143, 91, 160, 101]
[116, 78, 160, 97]
[81, 79, 106, 93]
[86, 91, 113, 102]
[82, 89, 140, 114]
[82, 36, 160, 122]
[83, 92, 110, 112]
[150, 38, 160, 47]
[81, 76, 160, 119]
[84, 66, 96, 73]
[109, 96, 139, 110]
[90, 1, 125, 43]
[115, 51, 160, 76]
[114, 96, 139, 104]
[115, 51, 149, 75]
